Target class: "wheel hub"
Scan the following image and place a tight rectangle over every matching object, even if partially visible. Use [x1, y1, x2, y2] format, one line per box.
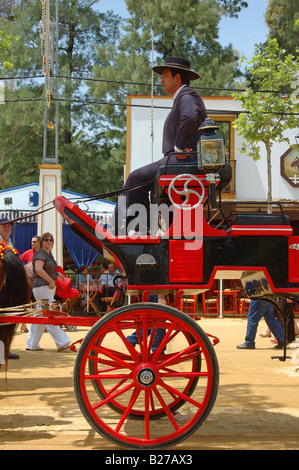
[133, 363, 159, 389]
[138, 368, 155, 386]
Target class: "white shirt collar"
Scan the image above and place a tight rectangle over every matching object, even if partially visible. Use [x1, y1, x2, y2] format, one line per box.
[172, 84, 187, 102]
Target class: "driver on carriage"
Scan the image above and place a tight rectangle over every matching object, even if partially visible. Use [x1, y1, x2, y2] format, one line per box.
[113, 56, 207, 235]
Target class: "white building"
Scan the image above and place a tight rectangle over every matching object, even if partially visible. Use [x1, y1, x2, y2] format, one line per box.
[0, 182, 115, 222]
[0, 183, 115, 268]
[126, 95, 299, 226]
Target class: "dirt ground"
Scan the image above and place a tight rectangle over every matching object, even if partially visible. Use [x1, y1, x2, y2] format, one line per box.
[1, 316, 299, 451]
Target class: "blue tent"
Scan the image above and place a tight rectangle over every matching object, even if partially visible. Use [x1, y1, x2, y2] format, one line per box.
[14, 222, 99, 268]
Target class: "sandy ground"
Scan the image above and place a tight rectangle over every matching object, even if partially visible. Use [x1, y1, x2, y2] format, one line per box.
[1, 316, 299, 451]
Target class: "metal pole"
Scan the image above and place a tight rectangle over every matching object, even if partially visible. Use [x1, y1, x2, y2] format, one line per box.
[43, 0, 59, 164]
[43, 100, 48, 161]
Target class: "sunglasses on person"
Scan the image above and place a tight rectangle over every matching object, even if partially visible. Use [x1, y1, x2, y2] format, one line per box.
[44, 238, 54, 242]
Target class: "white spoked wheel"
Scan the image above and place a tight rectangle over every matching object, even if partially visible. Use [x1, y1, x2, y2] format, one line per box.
[168, 174, 205, 210]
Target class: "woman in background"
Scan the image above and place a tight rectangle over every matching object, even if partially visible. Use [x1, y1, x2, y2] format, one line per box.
[25, 232, 71, 352]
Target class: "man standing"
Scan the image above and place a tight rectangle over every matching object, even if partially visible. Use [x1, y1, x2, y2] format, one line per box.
[20, 236, 41, 331]
[20, 235, 40, 264]
[114, 56, 207, 234]
[237, 299, 285, 350]
[0, 218, 20, 358]
[0, 217, 13, 246]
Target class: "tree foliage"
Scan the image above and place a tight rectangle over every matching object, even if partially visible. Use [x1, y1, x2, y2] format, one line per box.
[0, 29, 18, 70]
[0, 0, 249, 196]
[0, 0, 121, 194]
[233, 39, 299, 207]
[265, 0, 299, 57]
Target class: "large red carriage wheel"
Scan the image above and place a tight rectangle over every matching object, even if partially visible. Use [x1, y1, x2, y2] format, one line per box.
[74, 303, 219, 449]
[88, 319, 202, 418]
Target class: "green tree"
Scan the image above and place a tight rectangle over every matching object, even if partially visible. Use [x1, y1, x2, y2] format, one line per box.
[265, 0, 299, 57]
[0, 0, 121, 194]
[0, 28, 20, 187]
[233, 39, 299, 212]
[0, 0, 15, 20]
[0, 30, 17, 70]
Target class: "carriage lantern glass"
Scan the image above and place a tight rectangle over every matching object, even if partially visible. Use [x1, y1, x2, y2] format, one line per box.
[197, 118, 225, 173]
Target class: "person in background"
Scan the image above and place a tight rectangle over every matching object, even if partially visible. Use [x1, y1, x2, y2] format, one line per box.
[0, 217, 13, 247]
[63, 263, 77, 284]
[20, 235, 40, 263]
[25, 232, 71, 352]
[0, 218, 20, 359]
[100, 262, 120, 297]
[19, 236, 41, 333]
[237, 299, 285, 350]
[76, 265, 96, 287]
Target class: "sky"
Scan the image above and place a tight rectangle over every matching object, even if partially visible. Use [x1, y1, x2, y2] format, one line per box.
[96, 0, 270, 61]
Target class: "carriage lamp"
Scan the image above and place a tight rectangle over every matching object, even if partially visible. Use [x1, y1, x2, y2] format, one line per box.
[295, 134, 299, 147]
[197, 118, 225, 173]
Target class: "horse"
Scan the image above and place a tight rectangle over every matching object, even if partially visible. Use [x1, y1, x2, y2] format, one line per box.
[0, 242, 29, 372]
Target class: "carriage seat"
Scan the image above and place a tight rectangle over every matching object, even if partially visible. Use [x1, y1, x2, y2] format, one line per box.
[229, 214, 290, 226]
[227, 213, 293, 237]
[157, 162, 205, 177]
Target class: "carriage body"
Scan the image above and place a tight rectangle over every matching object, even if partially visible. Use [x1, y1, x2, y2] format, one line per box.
[53, 162, 299, 302]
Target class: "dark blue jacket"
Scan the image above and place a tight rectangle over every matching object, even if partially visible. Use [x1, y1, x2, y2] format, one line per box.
[162, 86, 207, 156]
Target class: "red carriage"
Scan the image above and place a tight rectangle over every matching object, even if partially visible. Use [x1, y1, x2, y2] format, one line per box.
[1, 121, 298, 449]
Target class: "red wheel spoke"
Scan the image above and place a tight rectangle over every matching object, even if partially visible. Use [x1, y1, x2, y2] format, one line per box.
[114, 321, 141, 362]
[152, 387, 180, 431]
[106, 376, 133, 395]
[149, 389, 156, 411]
[88, 350, 133, 364]
[148, 327, 157, 352]
[157, 342, 201, 369]
[92, 382, 135, 411]
[152, 321, 177, 361]
[158, 379, 203, 409]
[144, 389, 150, 439]
[86, 373, 131, 380]
[160, 370, 208, 378]
[115, 387, 141, 433]
[92, 345, 134, 371]
[135, 324, 143, 348]
[142, 312, 149, 361]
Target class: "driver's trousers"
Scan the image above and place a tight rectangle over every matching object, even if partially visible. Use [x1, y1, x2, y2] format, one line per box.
[113, 152, 197, 235]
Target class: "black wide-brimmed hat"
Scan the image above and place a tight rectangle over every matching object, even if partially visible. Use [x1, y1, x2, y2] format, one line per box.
[152, 56, 200, 80]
